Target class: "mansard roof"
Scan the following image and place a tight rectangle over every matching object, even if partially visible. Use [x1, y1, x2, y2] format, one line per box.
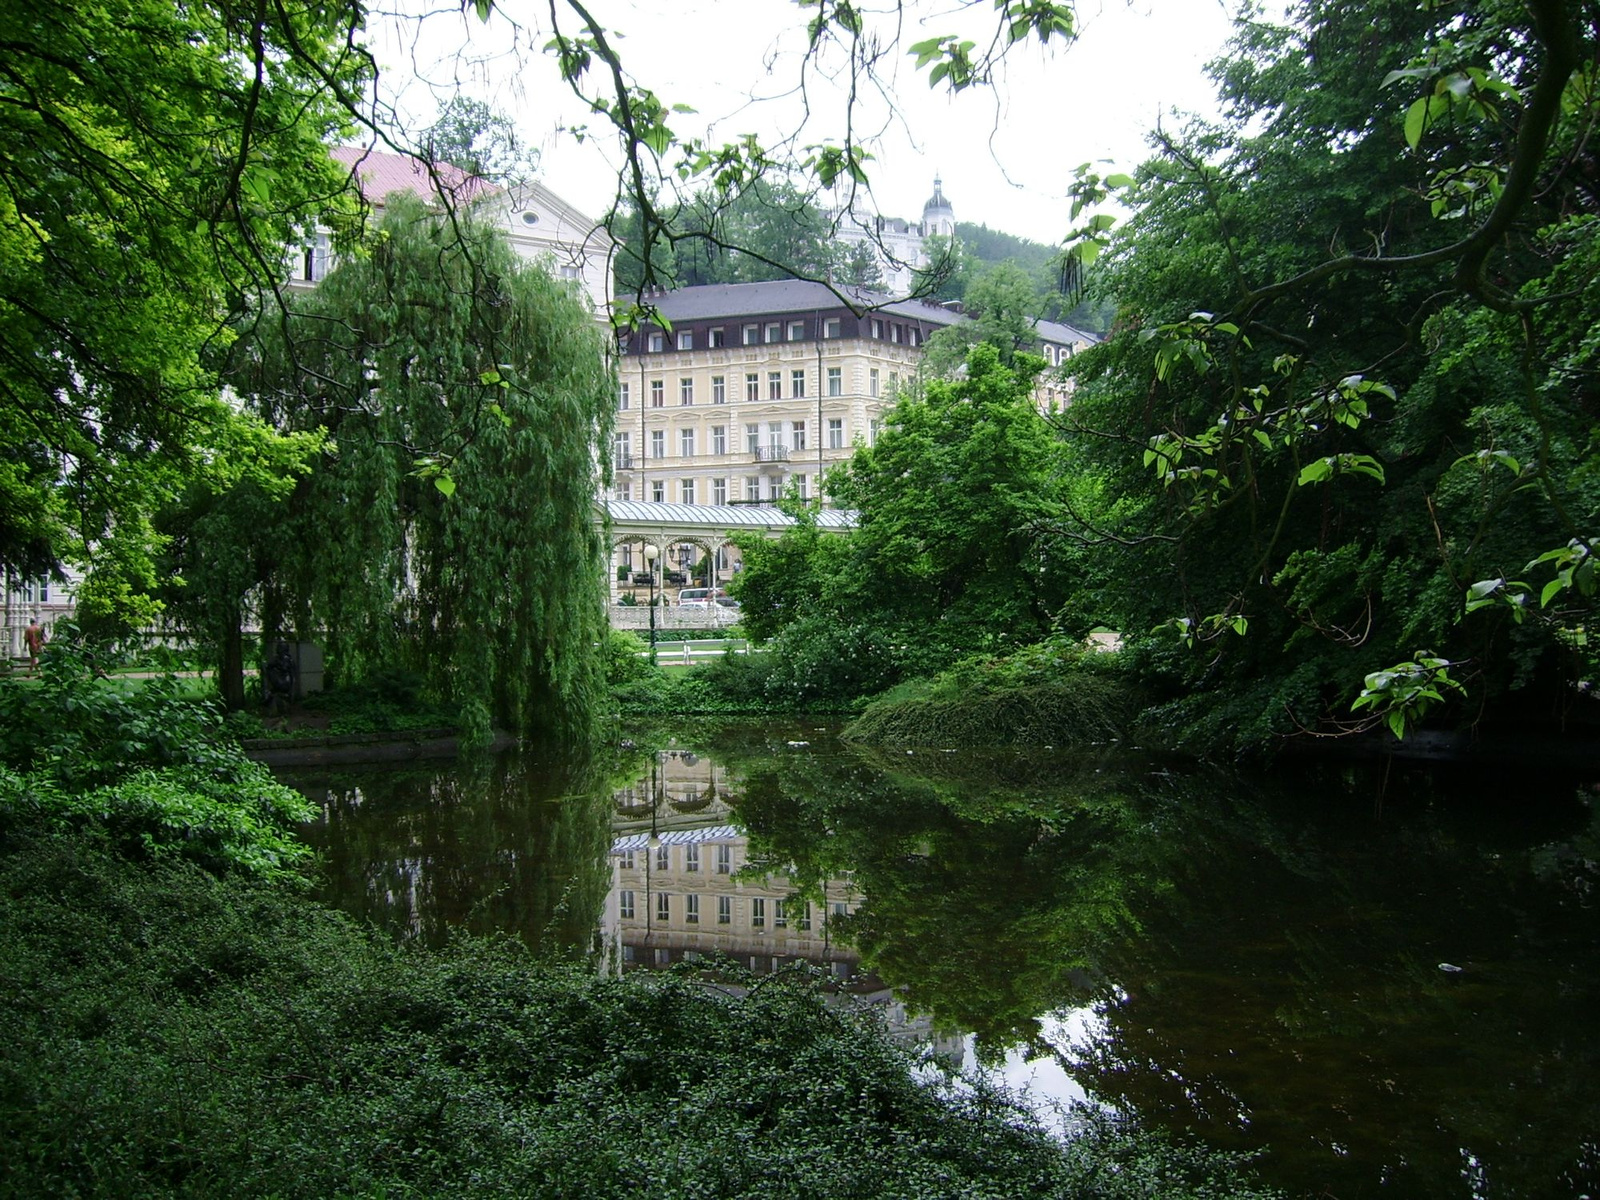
[634, 279, 967, 327]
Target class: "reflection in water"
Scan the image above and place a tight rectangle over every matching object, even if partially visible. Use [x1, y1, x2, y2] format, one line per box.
[290, 750, 614, 954]
[285, 728, 1600, 1199]
[600, 746, 964, 1059]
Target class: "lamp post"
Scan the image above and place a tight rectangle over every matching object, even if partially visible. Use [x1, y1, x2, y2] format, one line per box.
[643, 543, 659, 665]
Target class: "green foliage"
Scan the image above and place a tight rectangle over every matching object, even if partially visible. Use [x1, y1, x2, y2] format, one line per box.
[0, 0, 364, 610]
[234, 195, 614, 744]
[1050, 0, 1600, 754]
[0, 641, 311, 877]
[0, 823, 1281, 1199]
[847, 638, 1142, 747]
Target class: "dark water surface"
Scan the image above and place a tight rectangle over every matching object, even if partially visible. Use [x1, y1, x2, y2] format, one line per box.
[283, 722, 1600, 1199]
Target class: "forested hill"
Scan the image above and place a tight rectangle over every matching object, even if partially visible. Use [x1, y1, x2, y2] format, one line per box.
[955, 222, 1057, 274]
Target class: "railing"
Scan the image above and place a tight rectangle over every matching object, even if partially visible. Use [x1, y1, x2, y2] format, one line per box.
[753, 446, 789, 463]
[614, 452, 634, 469]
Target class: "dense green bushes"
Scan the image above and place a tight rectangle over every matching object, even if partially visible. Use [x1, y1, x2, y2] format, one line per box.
[0, 644, 311, 877]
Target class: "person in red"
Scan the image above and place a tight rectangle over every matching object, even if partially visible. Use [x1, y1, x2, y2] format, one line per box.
[22, 618, 45, 673]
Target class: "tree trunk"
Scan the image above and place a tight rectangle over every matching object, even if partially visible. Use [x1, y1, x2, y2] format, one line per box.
[219, 606, 246, 710]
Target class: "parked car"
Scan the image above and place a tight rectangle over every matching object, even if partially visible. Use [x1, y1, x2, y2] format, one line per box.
[675, 587, 732, 609]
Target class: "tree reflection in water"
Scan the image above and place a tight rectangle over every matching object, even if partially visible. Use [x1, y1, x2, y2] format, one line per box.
[703, 725, 1600, 1200]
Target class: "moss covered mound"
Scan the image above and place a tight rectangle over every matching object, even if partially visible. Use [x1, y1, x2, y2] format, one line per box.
[847, 645, 1143, 748]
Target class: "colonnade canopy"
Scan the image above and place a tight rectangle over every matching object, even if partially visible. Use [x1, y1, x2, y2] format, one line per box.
[602, 499, 857, 543]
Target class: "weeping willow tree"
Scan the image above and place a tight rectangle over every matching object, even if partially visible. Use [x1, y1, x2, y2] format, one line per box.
[233, 193, 613, 743]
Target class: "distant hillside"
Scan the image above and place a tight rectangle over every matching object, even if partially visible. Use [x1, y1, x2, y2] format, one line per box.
[956, 222, 1058, 272]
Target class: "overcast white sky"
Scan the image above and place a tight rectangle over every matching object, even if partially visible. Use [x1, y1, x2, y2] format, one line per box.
[373, 0, 1239, 244]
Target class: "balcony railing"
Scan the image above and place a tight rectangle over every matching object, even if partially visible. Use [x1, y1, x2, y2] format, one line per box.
[752, 446, 789, 463]
[614, 452, 634, 469]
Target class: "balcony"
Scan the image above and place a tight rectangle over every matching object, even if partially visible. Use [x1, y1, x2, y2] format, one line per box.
[752, 446, 789, 464]
[614, 452, 635, 470]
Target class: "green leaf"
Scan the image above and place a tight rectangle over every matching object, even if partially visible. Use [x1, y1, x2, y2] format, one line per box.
[433, 475, 456, 498]
[1404, 96, 1428, 150]
[1298, 458, 1334, 485]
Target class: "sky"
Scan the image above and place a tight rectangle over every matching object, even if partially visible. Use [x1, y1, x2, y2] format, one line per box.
[372, 0, 1240, 245]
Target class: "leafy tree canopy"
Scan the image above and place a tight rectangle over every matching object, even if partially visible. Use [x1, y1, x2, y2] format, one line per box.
[229, 194, 614, 742]
[0, 0, 368, 601]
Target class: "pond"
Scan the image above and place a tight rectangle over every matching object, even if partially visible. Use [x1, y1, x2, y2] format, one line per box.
[281, 721, 1600, 1199]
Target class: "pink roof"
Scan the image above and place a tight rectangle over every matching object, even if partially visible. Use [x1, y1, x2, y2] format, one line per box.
[330, 145, 500, 207]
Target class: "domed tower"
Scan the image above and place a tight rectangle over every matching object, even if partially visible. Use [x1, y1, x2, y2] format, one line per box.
[921, 176, 955, 238]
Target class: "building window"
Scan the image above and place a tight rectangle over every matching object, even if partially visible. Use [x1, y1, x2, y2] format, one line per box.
[716, 844, 731, 874]
[299, 233, 330, 282]
[827, 418, 843, 449]
[870, 318, 883, 339]
[712, 375, 726, 404]
[718, 895, 732, 924]
[824, 318, 842, 338]
[560, 264, 581, 281]
[890, 324, 901, 343]
[680, 378, 694, 405]
[794, 473, 807, 500]
[798, 902, 812, 930]
[791, 421, 807, 451]
[752, 897, 765, 927]
[619, 890, 635, 919]
[710, 327, 726, 348]
[869, 419, 881, 445]
[712, 477, 727, 504]
[652, 480, 665, 502]
[650, 380, 665, 407]
[889, 371, 899, 394]
[619, 382, 631, 410]
[791, 369, 806, 399]
[788, 320, 805, 341]
[686, 845, 700, 872]
[680, 428, 695, 457]
[743, 324, 759, 346]
[774, 899, 788, 928]
[651, 430, 665, 459]
[765, 322, 781, 344]
[767, 476, 782, 501]
[826, 367, 841, 397]
[676, 330, 692, 350]
[657, 892, 670, 922]
[745, 373, 760, 402]
[745, 476, 760, 501]
[711, 425, 727, 455]
[909, 328, 919, 346]
[654, 947, 670, 966]
[614, 481, 631, 501]
[648, 332, 665, 352]
[686, 894, 700, 923]
[767, 372, 782, 401]
[745, 423, 760, 454]
[680, 478, 696, 504]
[869, 368, 879, 397]
[656, 844, 670, 872]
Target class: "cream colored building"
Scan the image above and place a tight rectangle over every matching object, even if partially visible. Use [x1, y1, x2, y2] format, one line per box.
[612, 279, 1093, 507]
[612, 279, 963, 512]
[288, 146, 613, 315]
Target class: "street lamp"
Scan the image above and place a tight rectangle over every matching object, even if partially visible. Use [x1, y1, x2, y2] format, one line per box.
[643, 543, 659, 665]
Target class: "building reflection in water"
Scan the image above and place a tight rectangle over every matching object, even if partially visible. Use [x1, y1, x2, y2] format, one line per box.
[604, 747, 961, 1060]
